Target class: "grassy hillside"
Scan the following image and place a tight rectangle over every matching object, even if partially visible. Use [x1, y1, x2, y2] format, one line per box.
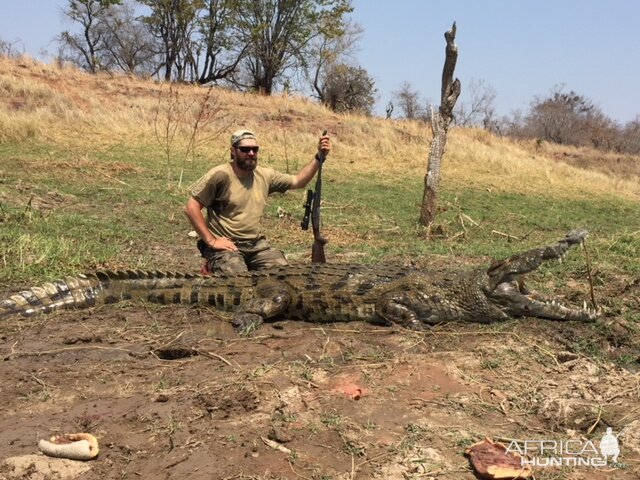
[1, 55, 638, 306]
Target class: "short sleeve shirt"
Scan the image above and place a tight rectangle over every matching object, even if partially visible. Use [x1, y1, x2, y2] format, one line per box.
[189, 163, 295, 240]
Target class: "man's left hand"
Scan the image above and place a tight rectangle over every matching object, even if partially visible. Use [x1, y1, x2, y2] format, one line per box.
[317, 133, 331, 160]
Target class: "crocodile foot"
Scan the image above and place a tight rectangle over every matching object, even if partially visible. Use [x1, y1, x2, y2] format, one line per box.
[232, 313, 265, 336]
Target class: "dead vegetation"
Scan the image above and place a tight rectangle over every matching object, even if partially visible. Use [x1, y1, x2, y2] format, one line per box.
[1, 55, 638, 201]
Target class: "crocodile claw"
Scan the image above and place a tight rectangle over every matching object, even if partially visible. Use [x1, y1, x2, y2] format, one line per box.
[232, 313, 264, 336]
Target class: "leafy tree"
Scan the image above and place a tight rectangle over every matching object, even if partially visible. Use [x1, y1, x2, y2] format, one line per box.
[319, 63, 376, 114]
[197, 0, 248, 84]
[59, 0, 122, 73]
[306, 19, 373, 113]
[140, 0, 204, 81]
[232, 0, 353, 94]
[307, 18, 360, 98]
[527, 88, 590, 144]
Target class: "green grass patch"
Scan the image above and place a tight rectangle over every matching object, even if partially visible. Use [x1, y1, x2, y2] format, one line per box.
[1, 140, 638, 295]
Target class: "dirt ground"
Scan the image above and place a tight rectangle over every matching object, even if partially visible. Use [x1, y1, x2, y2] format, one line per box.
[1, 256, 639, 480]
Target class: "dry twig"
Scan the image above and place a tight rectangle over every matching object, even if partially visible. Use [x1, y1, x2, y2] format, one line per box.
[581, 240, 599, 311]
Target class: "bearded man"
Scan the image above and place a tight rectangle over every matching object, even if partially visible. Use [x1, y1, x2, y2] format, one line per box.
[184, 129, 330, 273]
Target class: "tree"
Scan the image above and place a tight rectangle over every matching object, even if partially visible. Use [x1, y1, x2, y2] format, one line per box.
[305, 18, 374, 114]
[392, 81, 425, 120]
[308, 18, 361, 100]
[140, 0, 204, 81]
[0, 37, 23, 58]
[454, 78, 496, 129]
[527, 87, 590, 144]
[529, 87, 588, 144]
[518, 86, 620, 149]
[583, 109, 620, 151]
[59, 0, 122, 73]
[620, 116, 640, 154]
[100, 0, 158, 75]
[232, 0, 353, 94]
[419, 22, 460, 228]
[319, 63, 376, 114]
[197, 0, 247, 84]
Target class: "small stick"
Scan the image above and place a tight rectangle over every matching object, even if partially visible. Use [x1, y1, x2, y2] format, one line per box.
[165, 455, 189, 469]
[491, 230, 519, 241]
[199, 350, 232, 366]
[262, 436, 291, 454]
[587, 405, 603, 435]
[3, 345, 134, 361]
[460, 213, 479, 226]
[582, 240, 598, 311]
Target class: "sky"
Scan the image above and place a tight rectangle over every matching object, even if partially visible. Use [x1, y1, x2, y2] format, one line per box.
[1, 0, 639, 124]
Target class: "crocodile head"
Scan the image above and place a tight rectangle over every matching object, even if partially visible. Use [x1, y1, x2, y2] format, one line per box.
[481, 229, 599, 321]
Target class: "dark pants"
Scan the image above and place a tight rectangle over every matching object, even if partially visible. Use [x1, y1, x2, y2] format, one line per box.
[197, 237, 288, 274]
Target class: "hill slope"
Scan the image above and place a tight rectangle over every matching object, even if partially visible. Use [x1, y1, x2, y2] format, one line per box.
[2, 55, 639, 198]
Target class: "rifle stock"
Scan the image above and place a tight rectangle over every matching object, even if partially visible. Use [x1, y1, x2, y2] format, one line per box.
[311, 235, 327, 263]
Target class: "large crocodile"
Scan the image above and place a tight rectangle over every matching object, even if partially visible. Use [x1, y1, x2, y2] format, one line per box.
[0, 229, 599, 332]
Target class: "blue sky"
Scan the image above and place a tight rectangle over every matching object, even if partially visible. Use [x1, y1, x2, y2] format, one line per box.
[2, 0, 639, 123]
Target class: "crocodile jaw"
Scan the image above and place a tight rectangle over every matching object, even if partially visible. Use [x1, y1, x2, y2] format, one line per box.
[489, 279, 599, 321]
[482, 229, 600, 322]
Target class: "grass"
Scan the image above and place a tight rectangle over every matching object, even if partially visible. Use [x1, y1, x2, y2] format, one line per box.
[2, 133, 638, 285]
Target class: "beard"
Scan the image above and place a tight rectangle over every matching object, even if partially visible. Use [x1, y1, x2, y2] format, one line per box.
[235, 156, 257, 172]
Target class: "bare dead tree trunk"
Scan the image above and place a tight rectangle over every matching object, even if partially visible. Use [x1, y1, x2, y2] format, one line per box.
[419, 22, 461, 227]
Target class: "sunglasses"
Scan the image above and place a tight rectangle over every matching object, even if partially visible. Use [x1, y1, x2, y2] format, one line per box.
[236, 146, 259, 153]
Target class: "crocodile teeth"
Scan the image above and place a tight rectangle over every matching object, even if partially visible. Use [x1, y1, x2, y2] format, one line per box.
[583, 300, 587, 310]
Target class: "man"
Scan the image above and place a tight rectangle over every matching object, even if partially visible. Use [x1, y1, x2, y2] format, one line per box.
[185, 129, 330, 274]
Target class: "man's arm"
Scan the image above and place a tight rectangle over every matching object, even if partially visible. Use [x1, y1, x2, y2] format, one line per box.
[290, 134, 331, 189]
[290, 158, 320, 189]
[184, 197, 237, 251]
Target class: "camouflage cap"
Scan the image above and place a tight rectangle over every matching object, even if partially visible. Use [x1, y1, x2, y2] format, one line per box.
[231, 129, 257, 146]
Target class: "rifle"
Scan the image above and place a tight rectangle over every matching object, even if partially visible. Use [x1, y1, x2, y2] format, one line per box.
[301, 130, 328, 263]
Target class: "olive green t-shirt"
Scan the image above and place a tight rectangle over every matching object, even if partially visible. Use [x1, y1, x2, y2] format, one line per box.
[189, 162, 296, 240]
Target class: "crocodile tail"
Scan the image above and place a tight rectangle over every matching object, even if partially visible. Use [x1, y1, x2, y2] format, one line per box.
[0, 273, 101, 319]
[0, 270, 205, 319]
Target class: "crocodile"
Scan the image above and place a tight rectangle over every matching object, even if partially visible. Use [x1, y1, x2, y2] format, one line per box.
[0, 229, 599, 333]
